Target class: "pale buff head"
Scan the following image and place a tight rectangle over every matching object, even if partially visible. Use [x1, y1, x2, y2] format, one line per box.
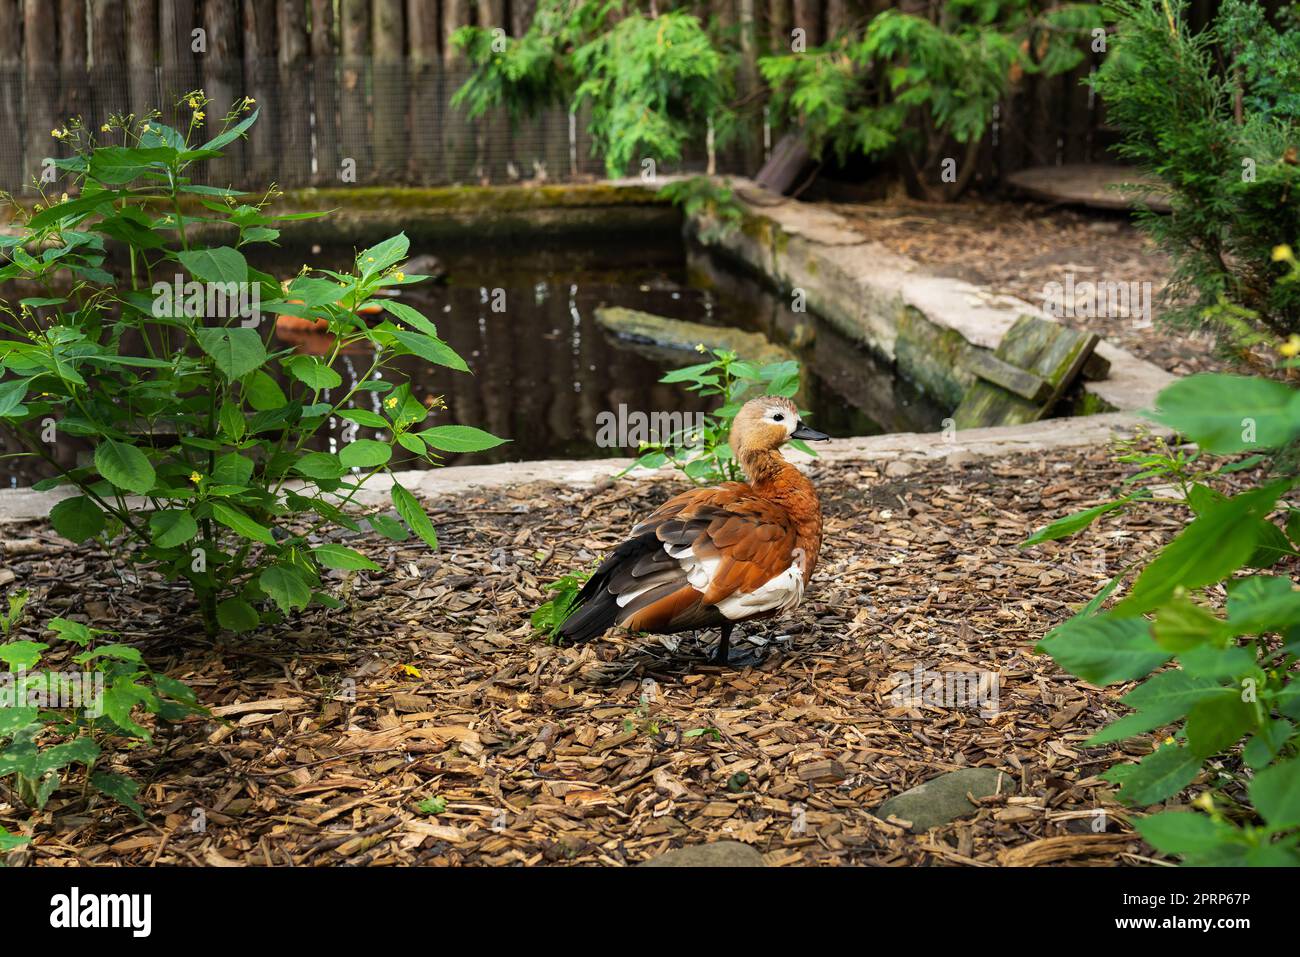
[728, 395, 829, 458]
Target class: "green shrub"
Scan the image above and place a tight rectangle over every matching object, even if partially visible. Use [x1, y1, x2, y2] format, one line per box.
[1026, 244, 1300, 865]
[453, 0, 734, 179]
[760, 2, 1102, 198]
[0, 97, 504, 636]
[1092, 0, 1300, 335]
[622, 347, 811, 486]
[1, 604, 202, 820]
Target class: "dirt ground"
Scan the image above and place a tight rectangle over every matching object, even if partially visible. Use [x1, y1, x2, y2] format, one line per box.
[832, 197, 1238, 379]
[0, 440, 1235, 867]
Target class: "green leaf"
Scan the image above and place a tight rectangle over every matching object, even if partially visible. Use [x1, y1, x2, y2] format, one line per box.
[1147, 374, 1300, 453]
[357, 233, 409, 278]
[292, 452, 347, 480]
[1226, 575, 1300, 634]
[87, 146, 175, 184]
[340, 439, 392, 469]
[392, 482, 439, 550]
[287, 356, 343, 390]
[1022, 498, 1132, 547]
[339, 408, 388, 428]
[216, 598, 260, 633]
[178, 246, 248, 285]
[259, 565, 312, 615]
[48, 495, 105, 543]
[196, 327, 268, 380]
[1109, 743, 1202, 805]
[1249, 757, 1300, 830]
[312, 544, 382, 571]
[90, 771, 144, 820]
[367, 513, 410, 541]
[94, 440, 156, 494]
[1184, 695, 1253, 758]
[0, 378, 30, 417]
[418, 425, 509, 453]
[211, 502, 275, 544]
[1036, 614, 1171, 686]
[1086, 671, 1230, 744]
[390, 330, 470, 372]
[1151, 597, 1231, 651]
[0, 641, 46, 669]
[1113, 482, 1291, 615]
[149, 509, 199, 548]
[0, 707, 38, 737]
[101, 677, 154, 739]
[1135, 811, 1242, 858]
[0, 824, 29, 852]
[381, 300, 440, 337]
[244, 369, 286, 411]
[211, 453, 255, 487]
[199, 107, 260, 153]
[48, 617, 95, 646]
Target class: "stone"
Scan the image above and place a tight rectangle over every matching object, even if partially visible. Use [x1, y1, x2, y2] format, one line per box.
[593, 306, 795, 369]
[944, 449, 978, 469]
[884, 459, 915, 478]
[639, 841, 766, 867]
[877, 768, 1013, 832]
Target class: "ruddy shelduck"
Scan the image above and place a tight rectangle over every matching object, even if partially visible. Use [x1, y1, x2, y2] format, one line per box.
[560, 395, 829, 665]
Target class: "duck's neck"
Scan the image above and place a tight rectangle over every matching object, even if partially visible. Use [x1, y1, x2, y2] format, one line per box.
[740, 448, 818, 507]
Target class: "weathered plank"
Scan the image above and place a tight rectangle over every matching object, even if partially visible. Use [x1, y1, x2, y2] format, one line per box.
[952, 315, 1099, 429]
[964, 350, 1050, 403]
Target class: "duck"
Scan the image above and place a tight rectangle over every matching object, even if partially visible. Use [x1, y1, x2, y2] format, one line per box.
[558, 395, 830, 665]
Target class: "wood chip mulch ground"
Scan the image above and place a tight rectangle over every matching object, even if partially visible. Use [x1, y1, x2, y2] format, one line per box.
[0, 443, 1259, 866]
[831, 197, 1242, 379]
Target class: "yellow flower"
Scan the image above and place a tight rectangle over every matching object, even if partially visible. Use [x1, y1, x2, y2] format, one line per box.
[100, 123, 110, 133]
[189, 471, 202, 484]
[193, 111, 205, 122]
[1162, 735, 1176, 746]
[695, 342, 708, 353]
[401, 664, 422, 678]
[51, 128, 62, 139]
[188, 97, 200, 109]
[1273, 244, 1295, 263]
[393, 271, 405, 282]
[385, 396, 399, 409]
[142, 123, 150, 132]
[1281, 334, 1300, 358]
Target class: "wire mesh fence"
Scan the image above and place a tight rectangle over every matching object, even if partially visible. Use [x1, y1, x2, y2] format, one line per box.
[0, 59, 739, 194]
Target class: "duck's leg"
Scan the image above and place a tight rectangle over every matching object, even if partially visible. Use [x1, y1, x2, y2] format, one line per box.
[711, 622, 734, 665]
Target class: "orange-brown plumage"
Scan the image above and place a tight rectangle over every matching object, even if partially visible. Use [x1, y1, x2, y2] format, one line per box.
[560, 395, 828, 665]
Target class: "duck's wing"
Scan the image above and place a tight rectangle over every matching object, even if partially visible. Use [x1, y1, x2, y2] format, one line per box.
[559, 484, 805, 642]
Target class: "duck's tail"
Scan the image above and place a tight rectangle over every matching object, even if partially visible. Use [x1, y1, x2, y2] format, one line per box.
[556, 534, 656, 644]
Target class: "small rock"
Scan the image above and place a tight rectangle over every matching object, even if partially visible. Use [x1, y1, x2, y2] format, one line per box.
[639, 841, 765, 868]
[944, 449, 977, 469]
[877, 768, 1013, 832]
[884, 459, 915, 478]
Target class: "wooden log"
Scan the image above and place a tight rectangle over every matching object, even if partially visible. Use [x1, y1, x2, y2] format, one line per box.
[125, 0, 158, 121]
[24, 0, 59, 194]
[371, 0, 405, 182]
[791, 0, 822, 47]
[767, 0, 792, 54]
[339, 0, 370, 183]
[0, 1, 22, 192]
[242, 0, 278, 185]
[952, 315, 1100, 428]
[278, 0, 311, 185]
[159, 0, 199, 100]
[442, 0, 474, 182]
[59, 1, 89, 128]
[407, 0, 440, 184]
[90, 0, 129, 129]
[475, 0, 508, 182]
[309, 0, 339, 185]
[201, 0, 241, 186]
[965, 350, 1051, 403]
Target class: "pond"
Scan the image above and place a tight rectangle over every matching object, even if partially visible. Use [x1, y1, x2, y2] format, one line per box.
[0, 230, 948, 488]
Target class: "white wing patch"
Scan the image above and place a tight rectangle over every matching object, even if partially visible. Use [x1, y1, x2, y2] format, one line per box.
[714, 553, 806, 620]
[616, 541, 808, 620]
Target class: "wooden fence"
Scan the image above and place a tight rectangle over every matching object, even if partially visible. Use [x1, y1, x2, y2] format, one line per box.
[0, 0, 1266, 194]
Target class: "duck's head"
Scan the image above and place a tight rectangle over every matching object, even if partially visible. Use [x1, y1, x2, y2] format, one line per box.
[729, 395, 830, 457]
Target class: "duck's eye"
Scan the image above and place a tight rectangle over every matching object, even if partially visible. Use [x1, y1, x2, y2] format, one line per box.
[773, 413, 785, 422]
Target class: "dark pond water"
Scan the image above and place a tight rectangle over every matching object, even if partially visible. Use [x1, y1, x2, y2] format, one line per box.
[0, 232, 948, 488]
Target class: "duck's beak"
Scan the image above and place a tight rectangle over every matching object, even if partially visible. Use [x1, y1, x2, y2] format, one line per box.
[791, 421, 831, 441]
